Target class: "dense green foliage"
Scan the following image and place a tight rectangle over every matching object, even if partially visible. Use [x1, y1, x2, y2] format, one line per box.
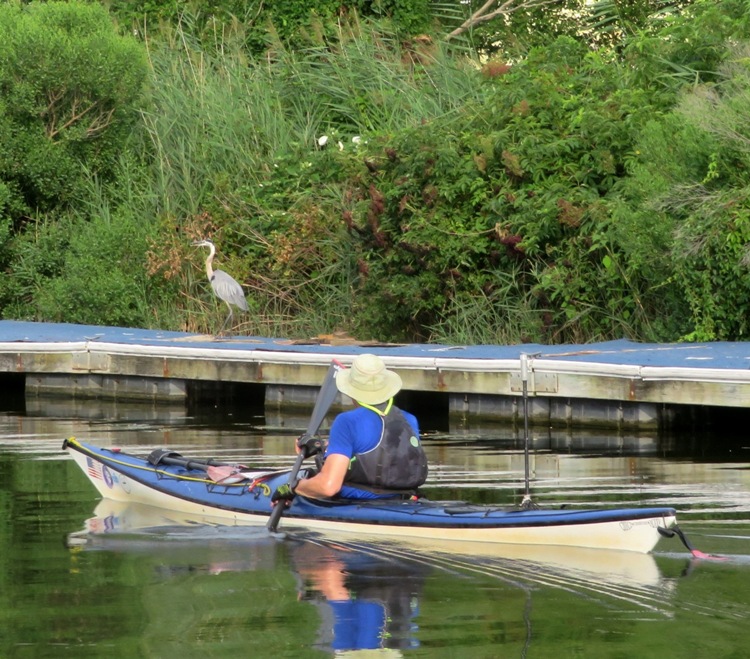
[0, 2, 150, 326]
[3, 0, 750, 343]
[0, 2, 147, 221]
[108, 0, 434, 54]
[624, 45, 750, 341]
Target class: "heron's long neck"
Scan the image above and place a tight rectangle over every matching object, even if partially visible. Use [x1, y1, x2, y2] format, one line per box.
[205, 244, 216, 279]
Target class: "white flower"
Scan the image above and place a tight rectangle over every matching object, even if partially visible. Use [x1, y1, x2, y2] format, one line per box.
[352, 136, 361, 144]
[318, 135, 329, 147]
[338, 141, 344, 151]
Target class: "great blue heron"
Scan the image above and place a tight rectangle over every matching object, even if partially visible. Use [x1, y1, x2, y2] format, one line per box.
[192, 239, 248, 336]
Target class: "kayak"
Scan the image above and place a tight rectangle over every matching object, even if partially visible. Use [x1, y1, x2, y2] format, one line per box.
[64, 437, 678, 554]
[64, 437, 677, 553]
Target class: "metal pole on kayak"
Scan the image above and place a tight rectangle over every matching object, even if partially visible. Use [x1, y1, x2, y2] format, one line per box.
[520, 353, 535, 509]
[267, 360, 342, 532]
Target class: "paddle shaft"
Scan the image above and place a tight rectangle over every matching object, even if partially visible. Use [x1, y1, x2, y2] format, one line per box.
[267, 360, 342, 532]
[148, 451, 239, 473]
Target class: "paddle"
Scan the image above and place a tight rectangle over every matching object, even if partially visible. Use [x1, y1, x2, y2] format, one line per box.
[146, 449, 245, 473]
[147, 448, 289, 484]
[267, 360, 342, 532]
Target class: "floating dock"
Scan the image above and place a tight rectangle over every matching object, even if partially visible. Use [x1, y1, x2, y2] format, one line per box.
[1, 320, 748, 431]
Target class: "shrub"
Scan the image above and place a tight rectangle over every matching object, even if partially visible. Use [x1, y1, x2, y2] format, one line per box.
[0, 2, 148, 228]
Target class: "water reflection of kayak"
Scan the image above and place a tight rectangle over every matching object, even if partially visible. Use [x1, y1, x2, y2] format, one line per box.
[69, 498, 429, 654]
[64, 437, 677, 553]
[70, 498, 678, 652]
[363, 534, 664, 588]
[71, 498, 665, 592]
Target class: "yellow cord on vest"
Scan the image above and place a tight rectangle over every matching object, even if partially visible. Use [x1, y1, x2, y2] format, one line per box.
[358, 398, 393, 417]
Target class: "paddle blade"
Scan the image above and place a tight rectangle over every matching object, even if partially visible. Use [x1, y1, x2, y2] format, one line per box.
[304, 360, 343, 437]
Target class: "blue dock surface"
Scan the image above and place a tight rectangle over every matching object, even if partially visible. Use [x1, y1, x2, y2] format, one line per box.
[2, 321, 750, 420]
[1, 320, 750, 370]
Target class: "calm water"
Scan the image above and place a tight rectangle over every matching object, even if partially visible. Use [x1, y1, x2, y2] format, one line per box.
[2, 397, 750, 658]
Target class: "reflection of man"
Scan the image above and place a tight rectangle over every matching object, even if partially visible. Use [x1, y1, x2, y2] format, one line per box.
[290, 540, 425, 654]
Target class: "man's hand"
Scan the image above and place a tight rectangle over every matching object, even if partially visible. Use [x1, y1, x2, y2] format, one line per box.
[297, 434, 323, 458]
[271, 482, 296, 506]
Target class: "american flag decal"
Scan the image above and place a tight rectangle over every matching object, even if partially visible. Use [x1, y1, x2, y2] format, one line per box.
[86, 457, 102, 480]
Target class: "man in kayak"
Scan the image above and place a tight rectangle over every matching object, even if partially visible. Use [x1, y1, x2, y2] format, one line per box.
[274, 353, 428, 502]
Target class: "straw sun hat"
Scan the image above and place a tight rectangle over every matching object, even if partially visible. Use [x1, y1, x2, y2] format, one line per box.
[336, 353, 402, 405]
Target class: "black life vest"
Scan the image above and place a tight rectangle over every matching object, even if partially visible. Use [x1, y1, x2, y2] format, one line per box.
[344, 400, 428, 491]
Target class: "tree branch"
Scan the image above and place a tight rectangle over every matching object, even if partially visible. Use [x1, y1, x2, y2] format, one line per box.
[446, 0, 560, 40]
[44, 90, 114, 140]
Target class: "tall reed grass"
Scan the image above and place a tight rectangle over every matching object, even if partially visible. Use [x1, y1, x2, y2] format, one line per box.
[427, 266, 542, 346]
[137, 17, 489, 338]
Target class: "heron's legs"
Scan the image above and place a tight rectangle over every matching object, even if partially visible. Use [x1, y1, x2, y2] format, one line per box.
[216, 305, 234, 337]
